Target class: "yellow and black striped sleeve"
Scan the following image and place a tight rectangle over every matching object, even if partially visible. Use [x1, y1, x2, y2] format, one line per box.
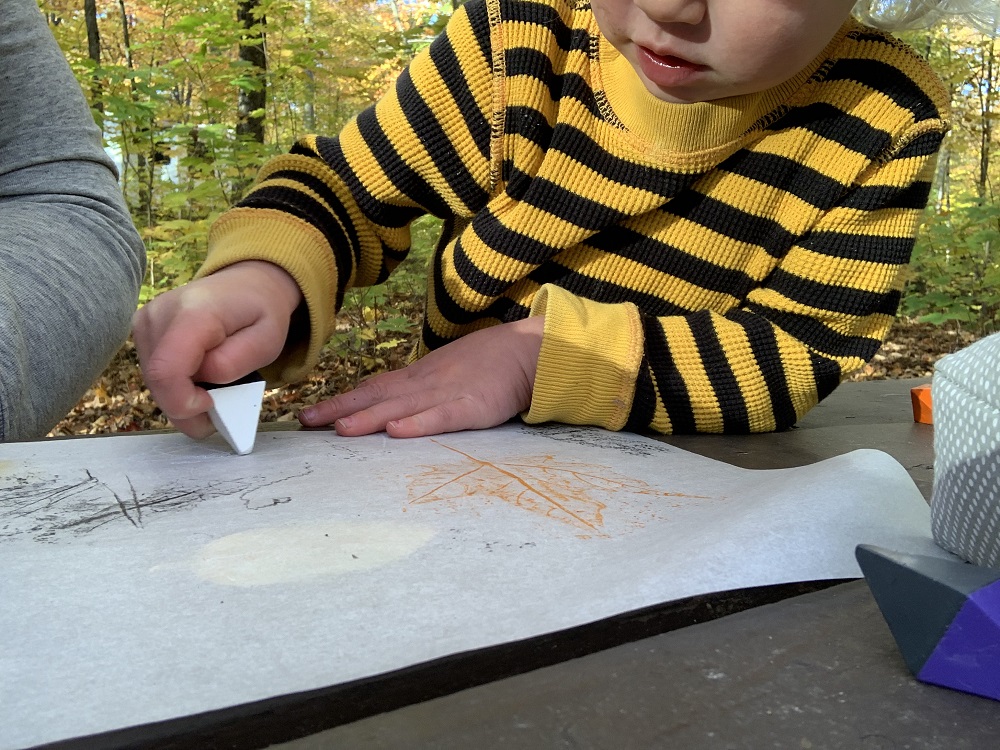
[526, 124, 944, 434]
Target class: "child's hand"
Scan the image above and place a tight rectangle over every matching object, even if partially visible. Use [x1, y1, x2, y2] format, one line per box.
[132, 261, 302, 439]
[299, 316, 545, 437]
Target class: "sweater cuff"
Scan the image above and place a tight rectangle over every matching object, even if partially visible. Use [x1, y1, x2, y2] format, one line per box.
[524, 284, 643, 430]
[199, 208, 339, 385]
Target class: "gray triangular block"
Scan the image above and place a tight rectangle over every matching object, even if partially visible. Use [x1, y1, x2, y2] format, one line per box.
[855, 545, 1000, 675]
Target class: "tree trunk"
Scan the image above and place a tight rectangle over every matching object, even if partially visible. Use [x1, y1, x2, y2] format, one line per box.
[387, 0, 406, 32]
[303, 0, 315, 133]
[118, 0, 134, 71]
[977, 35, 996, 202]
[117, 0, 159, 226]
[84, 0, 104, 125]
[237, 0, 267, 144]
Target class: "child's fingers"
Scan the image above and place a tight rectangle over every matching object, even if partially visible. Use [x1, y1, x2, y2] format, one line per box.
[134, 311, 222, 432]
[298, 319, 540, 437]
[133, 263, 299, 438]
[167, 413, 217, 441]
[343, 394, 502, 437]
[298, 375, 444, 434]
[332, 389, 432, 435]
[308, 388, 497, 437]
[146, 319, 285, 437]
[385, 400, 495, 438]
[297, 372, 407, 427]
[297, 398, 347, 428]
[195, 318, 287, 386]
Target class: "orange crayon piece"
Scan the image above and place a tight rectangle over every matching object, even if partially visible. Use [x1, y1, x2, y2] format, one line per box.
[911, 383, 933, 424]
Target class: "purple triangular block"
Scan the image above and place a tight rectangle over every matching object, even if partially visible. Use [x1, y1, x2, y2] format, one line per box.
[918, 579, 1000, 701]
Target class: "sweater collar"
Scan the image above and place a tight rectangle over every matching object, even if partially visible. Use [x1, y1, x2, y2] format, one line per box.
[595, 20, 855, 162]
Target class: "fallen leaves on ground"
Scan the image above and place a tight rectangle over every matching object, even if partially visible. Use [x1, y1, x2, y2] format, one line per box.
[844, 319, 978, 381]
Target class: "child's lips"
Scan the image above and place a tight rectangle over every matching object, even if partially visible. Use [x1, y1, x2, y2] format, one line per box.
[646, 49, 703, 69]
[636, 45, 707, 89]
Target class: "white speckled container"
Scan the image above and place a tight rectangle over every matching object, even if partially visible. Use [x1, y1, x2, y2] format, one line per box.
[931, 332, 1000, 569]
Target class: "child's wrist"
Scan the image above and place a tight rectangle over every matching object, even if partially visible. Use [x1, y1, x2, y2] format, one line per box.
[225, 260, 303, 316]
[512, 315, 545, 388]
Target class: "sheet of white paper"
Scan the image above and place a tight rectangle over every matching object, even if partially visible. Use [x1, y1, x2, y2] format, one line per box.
[0, 424, 941, 748]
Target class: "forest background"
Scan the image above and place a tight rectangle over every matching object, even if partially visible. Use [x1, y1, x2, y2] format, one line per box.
[36, 0, 999, 434]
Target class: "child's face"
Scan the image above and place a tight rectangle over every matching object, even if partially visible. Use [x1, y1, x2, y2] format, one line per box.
[592, 0, 858, 103]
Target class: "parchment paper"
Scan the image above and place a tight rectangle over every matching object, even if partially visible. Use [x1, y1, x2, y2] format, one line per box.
[0, 424, 941, 748]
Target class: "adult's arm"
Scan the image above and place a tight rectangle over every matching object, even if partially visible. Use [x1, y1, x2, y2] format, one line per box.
[0, 0, 145, 441]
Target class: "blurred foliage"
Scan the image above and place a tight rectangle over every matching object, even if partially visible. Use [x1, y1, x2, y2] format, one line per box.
[328, 215, 442, 379]
[902, 197, 1000, 334]
[41, 0, 451, 364]
[897, 24, 1000, 335]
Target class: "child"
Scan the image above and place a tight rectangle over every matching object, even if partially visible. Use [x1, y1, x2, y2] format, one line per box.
[133, 0, 987, 440]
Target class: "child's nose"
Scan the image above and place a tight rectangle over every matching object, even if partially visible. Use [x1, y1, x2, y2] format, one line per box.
[635, 0, 707, 25]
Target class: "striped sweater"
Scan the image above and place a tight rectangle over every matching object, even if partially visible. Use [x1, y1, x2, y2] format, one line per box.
[202, 0, 950, 434]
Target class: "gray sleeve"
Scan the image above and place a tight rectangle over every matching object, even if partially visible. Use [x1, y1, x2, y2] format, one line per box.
[0, 0, 146, 441]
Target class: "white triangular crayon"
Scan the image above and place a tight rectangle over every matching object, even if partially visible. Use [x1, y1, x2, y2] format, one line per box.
[204, 377, 266, 455]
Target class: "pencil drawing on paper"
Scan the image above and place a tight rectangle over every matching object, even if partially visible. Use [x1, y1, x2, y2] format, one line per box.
[407, 439, 712, 536]
[0, 435, 379, 545]
[526, 423, 675, 457]
[0, 465, 314, 544]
